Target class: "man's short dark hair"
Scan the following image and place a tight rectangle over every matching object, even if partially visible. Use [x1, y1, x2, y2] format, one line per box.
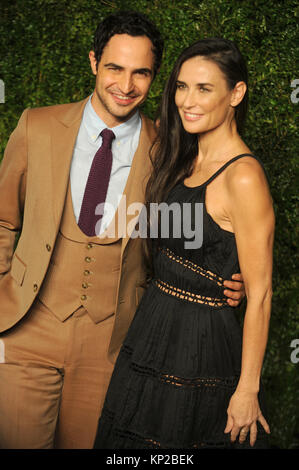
[93, 11, 164, 78]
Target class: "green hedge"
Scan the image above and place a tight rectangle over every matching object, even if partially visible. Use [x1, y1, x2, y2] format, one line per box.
[0, 0, 298, 449]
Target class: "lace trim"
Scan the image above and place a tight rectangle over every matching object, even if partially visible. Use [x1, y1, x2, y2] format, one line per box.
[159, 246, 224, 286]
[112, 427, 230, 449]
[121, 345, 238, 391]
[116, 429, 162, 448]
[100, 409, 259, 449]
[159, 374, 232, 389]
[155, 278, 226, 307]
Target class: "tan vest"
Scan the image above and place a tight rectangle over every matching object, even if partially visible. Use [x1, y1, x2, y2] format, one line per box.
[38, 180, 123, 323]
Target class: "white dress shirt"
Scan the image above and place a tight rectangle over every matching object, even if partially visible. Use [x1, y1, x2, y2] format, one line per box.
[70, 95, 142, 234]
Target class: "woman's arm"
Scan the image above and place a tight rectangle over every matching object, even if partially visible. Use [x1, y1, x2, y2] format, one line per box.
[223, 157, 275, 446]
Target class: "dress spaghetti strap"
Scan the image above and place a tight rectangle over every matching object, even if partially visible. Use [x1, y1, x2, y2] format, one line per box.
[203, 153, 259, 187]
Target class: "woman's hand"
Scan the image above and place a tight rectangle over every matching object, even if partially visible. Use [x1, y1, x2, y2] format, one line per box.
[223, 273, 245, 307]
[224, 390, 270, 446]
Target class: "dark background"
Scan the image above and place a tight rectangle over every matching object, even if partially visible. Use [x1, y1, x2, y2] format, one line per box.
[0, 0, 298, 449]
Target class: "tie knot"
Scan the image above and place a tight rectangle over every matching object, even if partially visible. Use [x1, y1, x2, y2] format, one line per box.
[100, 128, 115, 148]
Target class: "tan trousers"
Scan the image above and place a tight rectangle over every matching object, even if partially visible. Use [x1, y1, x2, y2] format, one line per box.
[0, 299, 115, 449]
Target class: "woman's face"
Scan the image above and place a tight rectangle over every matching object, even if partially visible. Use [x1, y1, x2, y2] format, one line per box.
[174, 56, 236, 135]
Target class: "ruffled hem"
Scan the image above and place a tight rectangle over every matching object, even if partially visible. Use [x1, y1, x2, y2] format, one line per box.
[94, 263, 268, 450]
[95, 344, 269, 450]
[95, 411, 270, 449]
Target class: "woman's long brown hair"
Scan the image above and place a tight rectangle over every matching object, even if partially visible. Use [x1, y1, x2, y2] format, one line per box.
[143, 38, 249, 279]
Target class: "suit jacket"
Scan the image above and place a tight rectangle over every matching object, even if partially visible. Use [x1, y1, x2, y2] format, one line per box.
[0, 97, 156, 361]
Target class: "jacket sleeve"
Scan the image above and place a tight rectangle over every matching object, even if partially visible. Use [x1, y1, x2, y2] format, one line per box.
[0, 109, 28, 279]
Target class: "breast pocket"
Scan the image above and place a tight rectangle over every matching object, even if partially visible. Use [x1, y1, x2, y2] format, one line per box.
[10, 253, 27, 286]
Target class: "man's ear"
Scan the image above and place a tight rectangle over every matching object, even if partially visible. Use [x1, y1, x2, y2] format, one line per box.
[89, 51, 98, 75]
[230, 81, 247, 107]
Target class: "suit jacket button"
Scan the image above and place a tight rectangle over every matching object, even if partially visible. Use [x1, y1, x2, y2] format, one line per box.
[33, 284, 38, 292]
[46, 244, 51, 252]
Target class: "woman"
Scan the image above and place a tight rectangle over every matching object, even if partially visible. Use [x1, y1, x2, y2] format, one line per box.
[94, 38, 274, 449]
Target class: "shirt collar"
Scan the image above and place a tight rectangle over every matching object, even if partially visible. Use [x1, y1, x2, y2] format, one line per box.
[83, 94, 140, 143]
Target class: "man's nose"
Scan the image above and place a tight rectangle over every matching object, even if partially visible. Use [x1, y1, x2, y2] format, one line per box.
[118, 73, 134, 94]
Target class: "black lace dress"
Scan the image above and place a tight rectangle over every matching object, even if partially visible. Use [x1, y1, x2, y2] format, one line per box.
[94, 154, 269, 449]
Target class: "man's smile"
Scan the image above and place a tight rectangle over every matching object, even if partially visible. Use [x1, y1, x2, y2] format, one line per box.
[110, 91, 139, 105]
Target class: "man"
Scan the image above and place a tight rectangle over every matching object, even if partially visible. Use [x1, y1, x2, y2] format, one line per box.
[0, 11, 244, 449]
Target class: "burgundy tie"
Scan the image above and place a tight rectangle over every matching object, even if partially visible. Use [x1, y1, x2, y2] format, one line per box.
[78, 128, 115, 236]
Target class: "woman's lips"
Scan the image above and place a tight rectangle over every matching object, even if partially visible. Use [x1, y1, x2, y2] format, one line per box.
[183, 111, 204, 121]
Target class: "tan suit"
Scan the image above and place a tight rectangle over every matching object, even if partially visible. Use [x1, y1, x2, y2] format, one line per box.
[0, 98, 155, 448]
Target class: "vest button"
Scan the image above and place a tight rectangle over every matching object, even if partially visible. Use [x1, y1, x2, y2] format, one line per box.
[33, 284, 38, 292]
[84, 270, 90, 276]
[85, 256, 91, 263]
[82, 282, 89, 289]
[46, 244, 51, 252]
[86, 243, 93, 249]
[81, 294, 87, 301]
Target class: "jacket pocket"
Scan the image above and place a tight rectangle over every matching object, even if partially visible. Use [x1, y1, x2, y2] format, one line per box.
[10, 253, 26, 286]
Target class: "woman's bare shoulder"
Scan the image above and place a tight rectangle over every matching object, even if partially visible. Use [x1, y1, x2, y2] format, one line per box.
[225, 155, 267, 191]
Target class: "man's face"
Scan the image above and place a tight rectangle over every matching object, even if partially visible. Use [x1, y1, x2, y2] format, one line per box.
[89, 34, 155, 127]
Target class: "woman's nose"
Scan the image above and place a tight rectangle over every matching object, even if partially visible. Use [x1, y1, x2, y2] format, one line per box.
[183, 89, 198, 108]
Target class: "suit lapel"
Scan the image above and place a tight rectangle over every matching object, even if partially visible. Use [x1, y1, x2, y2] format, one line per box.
[120, 114, 155, 254]
[49, 100, 155, 247]
[50, 98, 89, 225]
